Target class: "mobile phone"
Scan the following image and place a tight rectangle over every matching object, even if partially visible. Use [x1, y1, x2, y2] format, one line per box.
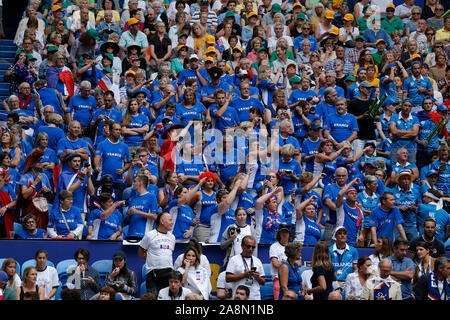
[265, 175, 271, 180]
[251, 267, 257, 271]
[84, 162, 90, 168]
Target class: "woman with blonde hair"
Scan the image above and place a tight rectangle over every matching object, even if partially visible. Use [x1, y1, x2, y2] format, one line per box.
[191, 22, 207, 55]
[306, 240, 337, 300]
[0, 131, 21, 168]
[309, 2, 325, 34]
[16, 266, 45, 300]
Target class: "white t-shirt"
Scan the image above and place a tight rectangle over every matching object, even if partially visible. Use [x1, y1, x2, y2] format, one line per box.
[157, 286, 192, 300]
[225, 254, 264, 300]
[216, 271, 233, 300]
[229, 225, 253, 258]
[140, 229, 175, 273]
[37, 266, 59, 300]
[177, 265, 212, 300]
[174, 253, 211, 279]
[269, 241, 287, 280]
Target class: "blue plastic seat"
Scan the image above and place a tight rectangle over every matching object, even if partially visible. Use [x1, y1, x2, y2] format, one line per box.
[13, 222, 23, 235]
[56, 259, 77, 286]
[21, 259, 55, 276]
[91, 259, 112, 286]
[262, 263, 272, 281]
[140, 282, 147, 296]
[142, 264, 147, 280]
[260, 282, 274, 300]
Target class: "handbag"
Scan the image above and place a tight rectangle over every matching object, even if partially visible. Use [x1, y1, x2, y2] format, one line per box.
[61, 210, 79, 240]
[32, 196, 48, 212]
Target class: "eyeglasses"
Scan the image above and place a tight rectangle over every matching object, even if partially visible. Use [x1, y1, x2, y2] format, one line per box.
[412, 12, 420, 15]
[245, 245, 256, 249]
[436, 45, 443, 48]
[435, 8, 444, 11]
[426, 33, 434, 36]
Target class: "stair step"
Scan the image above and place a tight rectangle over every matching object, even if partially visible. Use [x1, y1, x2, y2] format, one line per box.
[0, 39, 15, 46]
[0, 58, 13, 64]
[1, 45, 17, 51]
[0, 88, 10, 96]
[0, 51, 15, 58]
[0, 83, 9, 89]
[0, 63, 11, 70]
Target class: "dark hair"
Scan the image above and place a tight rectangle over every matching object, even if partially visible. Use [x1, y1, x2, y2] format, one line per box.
[415, 240, 430, 251]
[424, 217, 437, 226]
[135, 174, 149, 188]
[393, 237, 409, 248]
[434, 257, 449, 272]
[6, 112, 19, 123]
[58, 190, 73, 202]
[379, 191, 394, 205]
[102, 0, 116, 9]
[34, 249, 48, 259]
[182, 247, 200, 268]
[0, 151, 12, 165]
[169, 270, 183, 282]
[236, 285, 250, 296]
[23, 291, 39, 300]
[74, 248, 90, 262]
[155, 212, 170, 227]
[98, 192, 113, 204]
[186, 237, 203, 256]
[357, 256, 371, 269]
[60, 288, 81, 300]
[173, 185, 187, 199]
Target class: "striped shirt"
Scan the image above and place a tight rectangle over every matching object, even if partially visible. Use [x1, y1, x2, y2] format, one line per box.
[190, 10, 218, 26]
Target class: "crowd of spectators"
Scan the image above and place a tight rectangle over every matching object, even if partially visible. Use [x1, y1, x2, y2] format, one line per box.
[0, 0, 449, 301]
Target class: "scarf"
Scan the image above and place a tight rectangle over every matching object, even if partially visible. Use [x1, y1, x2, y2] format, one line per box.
[19, 94, 32, 110]
[427, 271, 450, 300]
[265, 209, 280, 230]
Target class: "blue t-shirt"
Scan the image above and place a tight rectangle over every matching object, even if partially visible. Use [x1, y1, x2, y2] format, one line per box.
[209, 102, 240, 132]
[279, 158, 302, 195]
[48, 206, 84, 237]
[323, 113, 359, 143]
[429, 160, 450, 197]
[388, 256, 415, 299]
[368, 206, 405, 241]
[126, 192, 158, 239]
[259, 207, 285, 244]
[329, 244, 359, 282]
[56, 137, 91, 171]
[55, 169, 90, 212]
[336, 200, 363, 247]
[197, 190, 217, 226]
[417, 203, 450, 242]
[209, 207, 236, 243]
[90, 107, 122, 144]
[95, 139, 130, 183]
[229, 96, 264, 123]
[168, 199, 195, 241]
[322, 183, 342, 225]
[389, 185, 422, 227]
[318, 85, 345, 99]
[301, 138, 322, 173]
[389, 113, 420, 150]
[357, 191, 380, 229]
[87, 208, 123, 240]
[66, 94, 97, 128]
[403, 76, 433, 107]
[314, 101, 336, 122]
[123, 113, 150, 146]
[36, 126, 66, 152]
[288, 89, 317, 105]
[17, 228, 47, 239]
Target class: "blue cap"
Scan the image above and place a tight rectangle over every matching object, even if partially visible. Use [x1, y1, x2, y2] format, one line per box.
[437, 104, 448, 111]
[402, 98, 412, 104]
[426, 169, 439, 177]
[385, 63, 396, 70]
[383, 97, 399, 107]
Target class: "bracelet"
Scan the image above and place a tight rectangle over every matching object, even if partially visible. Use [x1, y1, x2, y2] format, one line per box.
[30, 185, 36, 189]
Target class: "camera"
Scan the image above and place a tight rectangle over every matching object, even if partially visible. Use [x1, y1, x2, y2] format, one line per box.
[229, 226, 240, 235]
[84, 162, 90, 168]
[265, 175, 271, 181]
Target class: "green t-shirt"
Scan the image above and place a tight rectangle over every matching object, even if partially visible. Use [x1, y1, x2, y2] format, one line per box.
[381, 16, 404, 35]
[269, 50, 295, 62]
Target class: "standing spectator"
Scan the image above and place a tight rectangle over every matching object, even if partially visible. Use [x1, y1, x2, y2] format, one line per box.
[388, 238, 415, 300]
[368, 191, 408, 244]
[57, 121, 91, 170]
[329, 226, 359, 286]
[66, 248, 102, 300]
[403, 62, 434, 113]
[148, 21, 172, 72]
[323, 97, 359, 148]
[94, 122, 131, 190]
[86, 193, 124, 240]
[306, 241, 337, 300]
[389, 99, 420, 164]
[361, 258, 402, 300]
[139, 212, 175, 296]
[225, 235, 265, 300]
[34, 249, 59, 300]
[278, 241, 305, 300]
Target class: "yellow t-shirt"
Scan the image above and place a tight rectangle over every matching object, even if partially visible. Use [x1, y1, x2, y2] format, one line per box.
[435, 28, 450, 42]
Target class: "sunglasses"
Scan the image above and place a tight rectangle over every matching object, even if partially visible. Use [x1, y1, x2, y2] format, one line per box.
[426, 33, 434, 36]
[246, 245, 256, 249]
[435, 8, 444, 11]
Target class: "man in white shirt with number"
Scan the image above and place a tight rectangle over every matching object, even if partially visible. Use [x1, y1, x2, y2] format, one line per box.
[139, 212, 175, 296]
[226, 235, 265, 300]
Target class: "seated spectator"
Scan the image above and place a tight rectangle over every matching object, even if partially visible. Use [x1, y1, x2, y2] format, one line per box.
[47, 190, 84, 239]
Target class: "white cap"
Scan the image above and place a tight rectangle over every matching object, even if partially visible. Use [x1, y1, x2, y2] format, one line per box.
[189, 54, 199, 60]
[332, 226, 347, 241]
